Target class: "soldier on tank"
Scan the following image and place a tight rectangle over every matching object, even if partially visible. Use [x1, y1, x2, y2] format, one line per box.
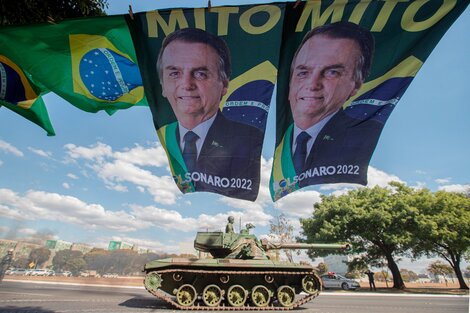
[225, 216, 235, 233]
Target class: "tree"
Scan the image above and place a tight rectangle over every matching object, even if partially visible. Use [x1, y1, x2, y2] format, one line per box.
[316, 262, 328, 276]
[29, 248, 51, 268]
[400, 269, 419, 282]
[12, 257, 29, 269]
[346, 256, 369, 279]
[268, 214, 295, 262]
[428, 261, 453, 286]
[412, 190, 470, 289]
[0, 0, 108, 26]
[300, 182, 419, 289]
[52, 250, 86, 275]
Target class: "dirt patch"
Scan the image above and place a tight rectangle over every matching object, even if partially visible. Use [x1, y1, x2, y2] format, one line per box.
[358, 281, 469, 295]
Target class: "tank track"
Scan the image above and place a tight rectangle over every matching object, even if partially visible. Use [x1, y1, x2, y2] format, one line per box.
[144, 268, 321, 310]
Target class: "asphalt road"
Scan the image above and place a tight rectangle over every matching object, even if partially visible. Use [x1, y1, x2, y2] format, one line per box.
[0, 280, 468, 313]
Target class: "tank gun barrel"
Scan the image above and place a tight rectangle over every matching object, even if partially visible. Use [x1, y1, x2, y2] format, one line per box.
[261, 240, 351, 251]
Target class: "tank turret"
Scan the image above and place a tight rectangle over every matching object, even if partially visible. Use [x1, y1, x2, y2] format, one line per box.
[194, 226, 349, 260]
[143, 219, 351, 310]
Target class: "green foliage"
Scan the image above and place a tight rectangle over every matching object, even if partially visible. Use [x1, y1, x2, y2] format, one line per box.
[427, 260, 454, 286]
[300, 182, 418, 289]
[84, 249, 170, 276]
[52, 250, 85, 274]
[11, 257, 29, 269]
[315, 262, 328, 276]
[0, 0, 108, 26]
[427, 261, 453, 276]
[347, 256, 369, 273]
[400, 268, 419, 282]
[29, 247, 51, 267]
[412, 191, 470, 289]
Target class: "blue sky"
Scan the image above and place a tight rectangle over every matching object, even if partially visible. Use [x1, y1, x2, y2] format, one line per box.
[0, 1, 468, 272]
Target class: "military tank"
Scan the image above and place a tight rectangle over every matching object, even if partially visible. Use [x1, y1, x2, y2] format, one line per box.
[143, 221, 349, 310]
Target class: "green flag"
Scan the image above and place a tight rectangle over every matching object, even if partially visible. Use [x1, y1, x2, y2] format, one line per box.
[128, 3, 284, 201]
[0, 54, 55, 136]
[270, 0, 469, 201]
[0, 15, 146, 115]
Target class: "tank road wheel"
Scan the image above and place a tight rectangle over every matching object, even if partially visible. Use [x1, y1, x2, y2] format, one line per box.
[251, 285, 271, 307]
[176, 284, 197, 307]
[277, 285, 295, 307]
[144, 272, 162, 293]
[202, 284, 223, 307]
[227, 285, 247, 307]
[302, 274, 321, 295]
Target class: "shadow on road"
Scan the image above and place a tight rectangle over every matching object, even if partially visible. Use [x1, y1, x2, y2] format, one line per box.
[119, 297, 171, 310]
[0, 307, 55, 313]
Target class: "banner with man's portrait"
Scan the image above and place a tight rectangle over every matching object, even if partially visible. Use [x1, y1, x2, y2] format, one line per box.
[127, 4, 285, 201]
[269, 0, 468, 201]
[126, 0, 467, 202]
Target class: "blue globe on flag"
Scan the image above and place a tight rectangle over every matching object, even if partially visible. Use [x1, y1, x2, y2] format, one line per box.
[79, 48, 142, 101]
[0, 61, 27, 104]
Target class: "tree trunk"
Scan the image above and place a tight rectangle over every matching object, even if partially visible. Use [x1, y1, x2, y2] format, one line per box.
[385, 253, 405, 289]
[450, 258, 469, 290]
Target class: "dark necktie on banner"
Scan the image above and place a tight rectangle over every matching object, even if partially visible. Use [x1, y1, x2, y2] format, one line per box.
[183, 131, 199, 173]
[293, 131, 310, 175]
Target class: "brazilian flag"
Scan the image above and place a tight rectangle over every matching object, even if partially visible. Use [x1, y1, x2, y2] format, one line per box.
[0, 15, 146, 115]
[0, 54, 55, 136]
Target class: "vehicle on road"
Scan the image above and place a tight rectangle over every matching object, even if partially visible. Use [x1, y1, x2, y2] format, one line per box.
[320, 273, 360, 290]
[29, 269, 55, 276]
[55, 271, 72, 277]
[7, 268, 29, 276]
[143, 221, 350, 309]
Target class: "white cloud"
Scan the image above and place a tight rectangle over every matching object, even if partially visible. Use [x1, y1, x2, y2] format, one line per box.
[64, 142, 112, 161]
[114, 144, 169, 167]
[438, 184, 470, 194]
[435, 177, 451, 184]
[415, 170, 426, 175]
[274, 190, 322, 218]
[0, 160, 3, 167]
[62, 182, 70, 189]
[64, 142, 180, 205]
[317, 167, 401, 193]
[28, 147, 52, 158]
[366, 166, 403, 187]
[0, 140, 23, 157]
[1, 187, 267, 235]
[412, 181, 427, 189]
[17, 228, 38, 236]
[67, 173, 79, 180]
[0, 188, 152, 233]
[218, 157, 274, 226]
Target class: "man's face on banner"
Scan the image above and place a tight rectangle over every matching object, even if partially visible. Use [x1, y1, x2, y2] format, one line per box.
[289, 35, 362, 129]
[160, 40, 228, 127]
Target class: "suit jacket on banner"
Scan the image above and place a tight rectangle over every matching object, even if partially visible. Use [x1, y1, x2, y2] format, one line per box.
[177, 113, 264, 201]
[292, 109, 383, 187]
